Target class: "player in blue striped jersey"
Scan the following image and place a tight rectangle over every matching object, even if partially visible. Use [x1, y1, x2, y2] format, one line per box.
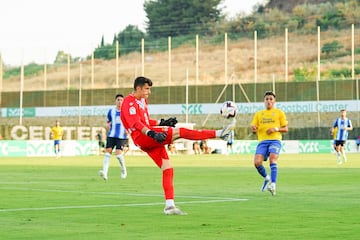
[331, 109, 353, 164]
[99, 94, 128, 180]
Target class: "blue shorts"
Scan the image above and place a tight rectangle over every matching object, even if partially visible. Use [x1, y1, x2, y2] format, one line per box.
[255, 140, 282, 161]
[54, 140, 61, 146]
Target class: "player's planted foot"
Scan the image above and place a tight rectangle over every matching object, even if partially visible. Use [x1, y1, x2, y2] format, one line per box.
[267, 184, 276, 196]
[121, 166, 127, 179]
[99, 170, 108, 181]
[164, 206, 187, 215]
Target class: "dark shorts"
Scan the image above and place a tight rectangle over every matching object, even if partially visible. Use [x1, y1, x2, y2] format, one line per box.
[98, 141, 105, 148]
[335, 140, 346, 147]
[106, 137, 128, 150]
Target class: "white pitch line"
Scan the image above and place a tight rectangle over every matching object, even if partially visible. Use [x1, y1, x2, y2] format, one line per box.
[0, 198, 248, 213]
[0, 187, 248, 213]
[0, 181, 43, 185]
[0, 187, 245, 201]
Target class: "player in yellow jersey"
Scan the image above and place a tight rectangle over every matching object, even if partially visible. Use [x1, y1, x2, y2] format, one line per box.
[51, 120, 64, 158]
[250, 91, 288, 196]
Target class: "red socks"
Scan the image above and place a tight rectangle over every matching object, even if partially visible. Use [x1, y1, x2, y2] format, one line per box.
[179, 128, 216, 140]
[163, 168, 174, 200]
[162, 128, 216, 201]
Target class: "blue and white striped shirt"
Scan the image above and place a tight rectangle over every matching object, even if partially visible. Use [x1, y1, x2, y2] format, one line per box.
[107, 108, 127, 139]
[333, 117, 352, 141]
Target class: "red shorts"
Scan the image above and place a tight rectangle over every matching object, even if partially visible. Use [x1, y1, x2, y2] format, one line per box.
[132, 127, 173, 168]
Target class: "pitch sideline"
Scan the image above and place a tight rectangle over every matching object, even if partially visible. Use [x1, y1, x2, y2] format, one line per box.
[0, 186, 248, 213]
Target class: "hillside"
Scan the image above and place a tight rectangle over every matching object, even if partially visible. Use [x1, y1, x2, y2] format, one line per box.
[2, 28, 357, 92]
[265, 0, 338, 13]
[2, 0, 359, 92]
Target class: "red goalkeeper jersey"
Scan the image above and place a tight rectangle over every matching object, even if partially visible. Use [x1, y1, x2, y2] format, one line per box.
[120, 93, 158, 140]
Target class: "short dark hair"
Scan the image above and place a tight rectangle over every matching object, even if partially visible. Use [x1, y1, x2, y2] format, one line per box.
[264, 91, 276, 98]
[134, 76, 153, 90]
[115, 94, 124, 99]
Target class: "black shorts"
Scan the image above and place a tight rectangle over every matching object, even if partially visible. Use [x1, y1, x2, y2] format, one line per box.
[106, 137, 128, 150]
[335, 140, 346, 147]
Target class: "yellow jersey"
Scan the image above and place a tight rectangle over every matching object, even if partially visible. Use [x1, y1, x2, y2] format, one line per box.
[251, 108, 288, 141]
[51, 126, 64, 140]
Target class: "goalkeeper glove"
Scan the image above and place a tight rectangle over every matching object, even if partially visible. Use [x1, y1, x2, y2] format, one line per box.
[147, 130, 167, 143]
[159, 117, 178, 127]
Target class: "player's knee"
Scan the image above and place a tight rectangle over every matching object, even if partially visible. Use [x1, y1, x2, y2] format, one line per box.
[254, 160, 262, 167]
[161, 160, 172, 170]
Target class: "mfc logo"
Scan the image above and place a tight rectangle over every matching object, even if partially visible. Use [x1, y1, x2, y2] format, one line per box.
[299, 142, 319, 153]
[7, 108, 35, 117]
[7, 108, 20, 117]
[181, 104, 203, 114]
[236, 142, 252, 154]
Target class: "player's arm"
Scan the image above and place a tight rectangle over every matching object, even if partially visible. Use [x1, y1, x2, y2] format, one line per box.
[106, 110, 112, 131]
[140, 126, 167, 143]
[106, 121, 111, 131]
[277, 125, 288, 133]
[121, 100, 165, 143]
[277, 111, 289, 133]
[250, 125, 257, 133]
[149, 119, 159, 126]
[268, 125, 288, 134]
[345, 119, 353, 131]
[60, 128, 64, 139]
[121, 104, 157, 137]
[332, 119, 339, 129]
[250, 113, 258, 133]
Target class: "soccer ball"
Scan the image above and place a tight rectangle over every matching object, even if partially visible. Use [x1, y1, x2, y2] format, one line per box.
[220, 101, 237, 119]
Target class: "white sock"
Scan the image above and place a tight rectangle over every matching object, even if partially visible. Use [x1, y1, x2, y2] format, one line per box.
[166, 199, 175, 207]
[103, 153, 111, 174]
[336, 152, 341, 161]
[116, 154, 125, 168]
[215, 130, 221, 137]
[342, 151, 347, 162]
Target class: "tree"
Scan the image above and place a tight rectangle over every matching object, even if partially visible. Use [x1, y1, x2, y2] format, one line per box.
[322, 40, 343, 57]
[93, 44, 116, 60]
[316, 5, 345, 30]
[117, 25, 145, 54]
[100, 35, 105, 47]
[144, 0, 223, 38]
[54, 51, 70, 64]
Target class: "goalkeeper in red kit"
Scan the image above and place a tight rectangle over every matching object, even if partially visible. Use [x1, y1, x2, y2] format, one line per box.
[121, 76, 236, 215]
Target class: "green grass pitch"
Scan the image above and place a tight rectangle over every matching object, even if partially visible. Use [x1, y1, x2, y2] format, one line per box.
[0, 153, 359, 240]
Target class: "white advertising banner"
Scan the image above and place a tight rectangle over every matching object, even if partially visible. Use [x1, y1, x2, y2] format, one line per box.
[0, 140, 357, 157]
[2, 100, 359, 117]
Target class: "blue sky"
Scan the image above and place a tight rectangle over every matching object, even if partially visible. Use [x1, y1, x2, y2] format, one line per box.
[0, 0, 263, 66]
